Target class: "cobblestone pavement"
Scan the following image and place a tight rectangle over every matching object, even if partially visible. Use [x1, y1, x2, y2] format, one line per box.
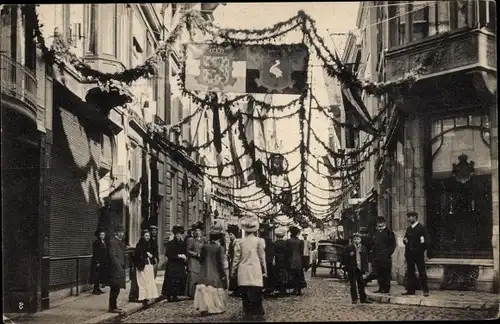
[117, 271, 496, 323]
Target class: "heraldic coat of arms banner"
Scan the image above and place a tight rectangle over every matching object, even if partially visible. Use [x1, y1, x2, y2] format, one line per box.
[184, 43, 308, 95]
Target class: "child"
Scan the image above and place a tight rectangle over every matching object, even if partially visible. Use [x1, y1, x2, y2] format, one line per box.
[342, 233, 371, 304]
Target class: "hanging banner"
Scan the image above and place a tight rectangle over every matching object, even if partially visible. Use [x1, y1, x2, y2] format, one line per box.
[184, 43, 308, 95]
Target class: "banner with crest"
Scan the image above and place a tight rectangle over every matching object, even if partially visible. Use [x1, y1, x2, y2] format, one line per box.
[184, 43, 308, 95]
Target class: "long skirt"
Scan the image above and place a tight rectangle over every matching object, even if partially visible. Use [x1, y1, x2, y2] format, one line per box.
[240, 286, 265, 316]
[289, 268, 307, 290]
[193, 284, 226, 314]
[187, 271, 201, 298]
[137, 264, 159, 300]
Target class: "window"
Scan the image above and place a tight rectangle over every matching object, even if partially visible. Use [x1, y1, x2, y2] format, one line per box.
[86, 4, 97, 54]
[24, 8, 36, 74]
[101, 4, 116, 56]
[410, 1, 429, 41]
[428, 1, 450, 36]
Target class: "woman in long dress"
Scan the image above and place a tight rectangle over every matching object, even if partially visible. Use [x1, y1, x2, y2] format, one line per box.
[231, 215, 267, 321]
[186, 223, 206, 299]
[162, 225, 187, 302]
[134, 230, 159, 305]
[193, 231, 227, 316]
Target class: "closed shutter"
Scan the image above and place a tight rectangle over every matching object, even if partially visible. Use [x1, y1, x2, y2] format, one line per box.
[50, 106, 100, 289]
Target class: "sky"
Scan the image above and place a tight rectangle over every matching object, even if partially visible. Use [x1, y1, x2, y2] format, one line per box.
[212, 2, 360, 219]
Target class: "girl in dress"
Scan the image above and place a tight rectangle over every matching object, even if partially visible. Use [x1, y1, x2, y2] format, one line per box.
[193, 231, 227, 316]
[134, 230, 159, 305]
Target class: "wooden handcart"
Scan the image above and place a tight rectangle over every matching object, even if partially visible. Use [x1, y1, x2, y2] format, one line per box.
[311, 240, 348, 279]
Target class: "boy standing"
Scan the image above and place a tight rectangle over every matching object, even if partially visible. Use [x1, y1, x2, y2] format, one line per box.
[343, 233, 371, 304]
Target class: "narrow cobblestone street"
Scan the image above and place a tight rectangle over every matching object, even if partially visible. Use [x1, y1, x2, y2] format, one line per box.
[115, 270, 495, 323]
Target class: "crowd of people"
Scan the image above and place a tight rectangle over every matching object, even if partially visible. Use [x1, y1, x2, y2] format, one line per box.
[89, 215, 315, 320]
[88, 210, 430, 317]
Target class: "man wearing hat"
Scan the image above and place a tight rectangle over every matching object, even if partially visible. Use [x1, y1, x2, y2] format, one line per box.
[227, 225, 241, 296]
[364, 216, 396, 294]
[273, 227, 289, 297]
[259, 224, 276, 296]
[162, 225, 187, 302]
[149, 225, 160, 278]
[286, 226, 306, 295]
[403, 211, 429, 297]
[107, 224, 127, 313]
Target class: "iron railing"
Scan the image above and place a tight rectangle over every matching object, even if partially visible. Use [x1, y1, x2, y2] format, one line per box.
[0, 53, 38, 115]
[50, 255, 93, 296]
[49, 248, 136, 296]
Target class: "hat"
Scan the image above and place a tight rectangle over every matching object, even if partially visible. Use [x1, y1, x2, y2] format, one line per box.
[359, 227, 368, 234]
[302, 233, 308, 237]
[352, 232, 362, 238]
[376, 216, 386, 223]
[114, 224, 125, 233]
[211, 222, 224, 233]
[407, 211, 418, 217]
[172, 225, 185, 234]
[227, 225, 239, 236]
[194, 221, 205, 231]
[274, 227, 287, 238]
[142, 229, 150, 236]
[289, 226, 300, 236]
[149, 225, 158, 230]
[239, 215, 260, 233]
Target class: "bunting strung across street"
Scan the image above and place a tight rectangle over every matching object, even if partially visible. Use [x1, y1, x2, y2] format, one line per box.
[184, 43, 308, 95]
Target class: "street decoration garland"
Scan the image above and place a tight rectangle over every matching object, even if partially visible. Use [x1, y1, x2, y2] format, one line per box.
[20, 4, 432, 227]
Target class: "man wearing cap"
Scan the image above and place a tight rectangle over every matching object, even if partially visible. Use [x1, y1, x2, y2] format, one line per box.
[364, 216, 396, 293]
[273, 227, 290, 297]
[403, 211, 429, 297]
[286, 226, 306, 295]
[342, 233, 371, 304]
[149, 225, 159, 278]
[107, 224, 127, 313]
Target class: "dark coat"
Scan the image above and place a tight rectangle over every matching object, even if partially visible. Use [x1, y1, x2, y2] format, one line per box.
[108, 236, 126, 288]
[342, 244, 369, 274]
[197, 242, 226, 289]
[134, 238, 156, 271]
[370, 227, 396, 267]
[273, 239, 289, 269]
[404, 222, 429, 257]
[285, 237, 304, 270]
[90, 239, 108, 284]
[264, 237, 275, 265]
[165, 238, 187, 279]
[150, 236, 159, 261]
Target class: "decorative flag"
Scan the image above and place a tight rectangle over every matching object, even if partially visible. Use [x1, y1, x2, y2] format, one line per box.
[210, 94, 224, 176]
[341, 85, 379, 135]
[184, 43, 308, 95]
[185, 43, 247, 93]
[246, 44, 308, 95]
[227, 118, 246, 186]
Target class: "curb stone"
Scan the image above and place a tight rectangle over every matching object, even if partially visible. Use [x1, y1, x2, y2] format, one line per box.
[367, 292, 500, 311]
[84, 297, 164, 324]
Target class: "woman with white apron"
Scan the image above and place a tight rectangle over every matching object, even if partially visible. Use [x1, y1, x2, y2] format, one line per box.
[134, 229, 159, 305]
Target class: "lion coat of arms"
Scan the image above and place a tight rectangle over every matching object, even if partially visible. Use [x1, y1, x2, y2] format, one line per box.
[195, 46, 238, 91]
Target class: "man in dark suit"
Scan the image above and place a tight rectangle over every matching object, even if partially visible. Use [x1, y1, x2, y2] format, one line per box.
[107, 224, 126, 313]
[342, 233, 371, 304]
[285, 226, 306, 295]
[149, 225, 160, 278]
[403, 211, 430, 297]
[365, 216, 396, 293]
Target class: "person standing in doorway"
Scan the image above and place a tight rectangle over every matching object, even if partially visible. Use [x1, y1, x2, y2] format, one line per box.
[90, 228, 108, 295]
[149, 225, 160, 278]
[365, 216, 396, 293]
[231, 215, 267, 321]
[107, 224, 126, 313]
[403, 211, 430, 297]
